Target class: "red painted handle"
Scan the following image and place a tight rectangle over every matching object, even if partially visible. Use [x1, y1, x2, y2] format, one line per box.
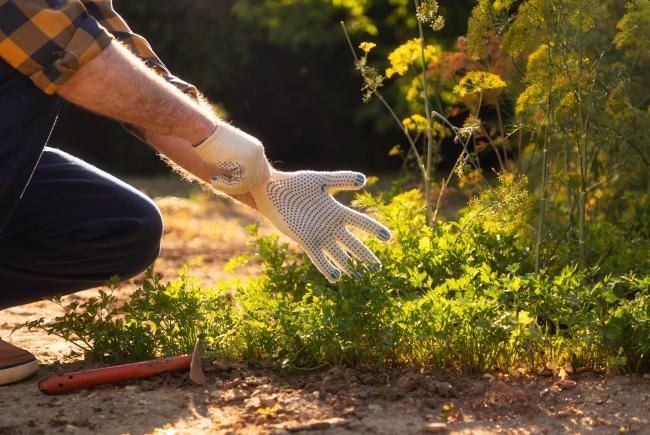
[39, 354, 193, 394]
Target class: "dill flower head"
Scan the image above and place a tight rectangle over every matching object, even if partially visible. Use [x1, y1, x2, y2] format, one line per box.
[453, 71, 507, 97]
[402, 114, 429, 133]
[416, 0, 445, 31]
[386, 39, 440, 78]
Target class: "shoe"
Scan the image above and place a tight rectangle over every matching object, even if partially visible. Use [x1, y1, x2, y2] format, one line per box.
[0, 339, 39, 385]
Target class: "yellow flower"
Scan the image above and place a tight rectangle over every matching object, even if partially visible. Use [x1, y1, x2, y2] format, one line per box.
[405, 76, 421, 102]
[386, 39, 440, 78]
[517, 311, 534, 325]
[527, 44, 548, 72]
[453, 71, 507, 97]
[441, 402, 455, 412]
[402, 115, 448, 139]
[359, 42, 377, 53]
[515, 83, 544, 115]
[388, 145, 401, 156]
[257, 404, 281, 415]
[493, 0, 514, 12]
[366, 176, 379, 186]
[458, 168, 482, 189]
[402, 114, 429, 132]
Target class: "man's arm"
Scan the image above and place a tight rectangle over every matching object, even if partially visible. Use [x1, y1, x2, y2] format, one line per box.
[80, 0, 202, 143]
[58, 41, 258, 207]
[58, 42, 214, 145]
[0, 1, 266, 198]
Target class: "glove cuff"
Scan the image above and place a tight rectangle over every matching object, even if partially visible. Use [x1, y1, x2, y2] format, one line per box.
[193, 121, 262, 162]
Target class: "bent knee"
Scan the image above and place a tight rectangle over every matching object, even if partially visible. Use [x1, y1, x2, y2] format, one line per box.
[96, 195, 164, 281]
[140, 198, 164, 247]
[125, 199, 164, 276]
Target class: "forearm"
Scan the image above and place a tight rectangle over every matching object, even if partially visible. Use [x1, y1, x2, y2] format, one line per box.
[145, 131, 257, 209]
[145, 131, 216, 183]
[58, 41, 215, 145]
[58, 39, 266, 202]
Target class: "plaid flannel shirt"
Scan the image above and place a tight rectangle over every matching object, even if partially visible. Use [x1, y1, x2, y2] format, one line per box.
[0, 0, 197, 98]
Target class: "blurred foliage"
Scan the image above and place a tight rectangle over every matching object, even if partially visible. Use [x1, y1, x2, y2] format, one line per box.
[348, 0, 650, 268]
[462, 0, 650, 265]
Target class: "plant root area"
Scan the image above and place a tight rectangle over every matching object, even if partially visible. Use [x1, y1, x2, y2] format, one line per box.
[2, 192, 650, 434]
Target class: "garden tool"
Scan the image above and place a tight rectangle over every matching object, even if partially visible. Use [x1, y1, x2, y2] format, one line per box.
[38, 340, 206, 394]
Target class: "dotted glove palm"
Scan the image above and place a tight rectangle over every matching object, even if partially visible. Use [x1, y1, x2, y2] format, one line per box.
[194, 121, 271, 194]
[250, 170, 391, 282]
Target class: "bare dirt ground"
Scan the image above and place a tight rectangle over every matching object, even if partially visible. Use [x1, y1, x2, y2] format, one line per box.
[2, 180, 650, 434]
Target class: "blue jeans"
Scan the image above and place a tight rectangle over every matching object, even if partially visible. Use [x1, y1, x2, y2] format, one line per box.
[0, 59, 163, 310]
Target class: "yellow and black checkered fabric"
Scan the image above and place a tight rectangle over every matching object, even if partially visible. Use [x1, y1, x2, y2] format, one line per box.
[0, 0, 197, 98]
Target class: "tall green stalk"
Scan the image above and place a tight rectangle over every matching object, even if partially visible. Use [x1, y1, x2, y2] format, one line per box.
[576, 0, 587, 268]
[415, 0, 435, 225]
[535, 6, 555, 275]
[647, 168, 650, 220]
[563, 145, 573, 238]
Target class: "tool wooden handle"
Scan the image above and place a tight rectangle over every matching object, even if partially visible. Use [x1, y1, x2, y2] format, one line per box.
[39, 354, 193, 394]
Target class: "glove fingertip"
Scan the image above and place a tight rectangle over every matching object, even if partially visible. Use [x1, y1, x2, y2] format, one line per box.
[378, 228, 391, 241]
[353, 173, 366, 187]
[325, 273, 341, 283]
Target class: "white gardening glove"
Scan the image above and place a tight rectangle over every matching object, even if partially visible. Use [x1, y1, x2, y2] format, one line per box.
[250, 169, 391, 283]
[193, 120, 271, 194]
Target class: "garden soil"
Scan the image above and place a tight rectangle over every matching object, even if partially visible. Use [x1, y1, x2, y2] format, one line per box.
[2, 192, 650, 434]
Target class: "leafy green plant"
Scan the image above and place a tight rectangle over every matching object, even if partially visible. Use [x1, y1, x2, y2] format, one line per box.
[18, 266, 237, 362]
[19, 186, 650, 373]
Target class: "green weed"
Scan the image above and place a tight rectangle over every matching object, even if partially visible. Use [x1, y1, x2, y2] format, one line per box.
[18, 186, 650, 374]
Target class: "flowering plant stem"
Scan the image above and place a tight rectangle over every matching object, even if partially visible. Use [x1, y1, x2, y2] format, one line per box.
[415, 0, 435, 225]
[576, 0, 587, 269]
[340, 22, 427, 182]
[341, 15, 481, 226]
[534, 3, 555, 275]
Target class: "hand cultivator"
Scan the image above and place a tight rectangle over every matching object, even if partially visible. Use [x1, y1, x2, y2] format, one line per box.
[38, 340, 206, 395]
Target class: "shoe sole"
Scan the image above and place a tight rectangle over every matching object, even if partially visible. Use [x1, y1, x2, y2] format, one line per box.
[0, 360, 39, 385]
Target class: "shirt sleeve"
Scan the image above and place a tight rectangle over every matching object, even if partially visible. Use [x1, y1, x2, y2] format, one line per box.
[0, 0, 113, 94]
[82, 0, 199, 100]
